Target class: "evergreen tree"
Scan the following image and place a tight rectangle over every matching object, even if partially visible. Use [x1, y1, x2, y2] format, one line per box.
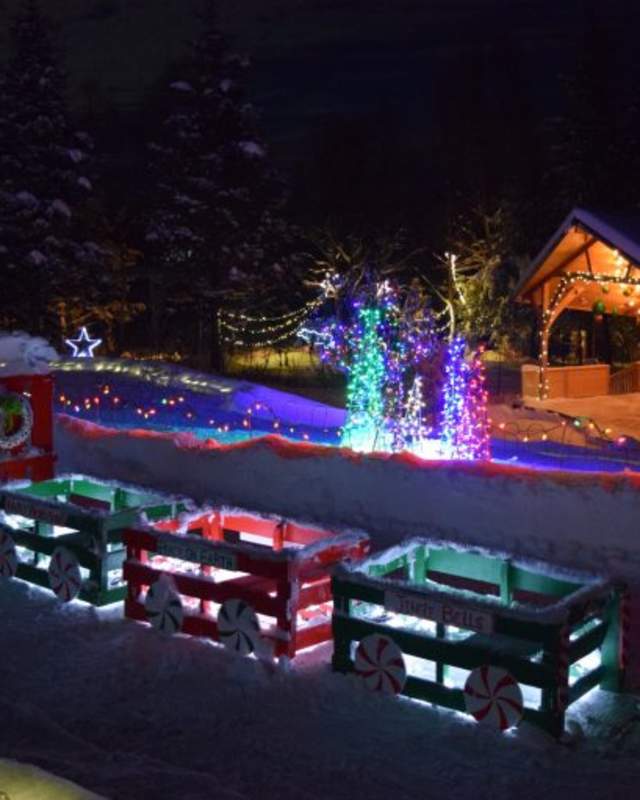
[0, 0, 103, 339]
[144, 0, 299, 367]
[545, 2, 630, 217]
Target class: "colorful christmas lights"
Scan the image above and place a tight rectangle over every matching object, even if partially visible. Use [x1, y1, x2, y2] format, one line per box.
[340, 305, 388, 452]
[440, 338, 491, 460]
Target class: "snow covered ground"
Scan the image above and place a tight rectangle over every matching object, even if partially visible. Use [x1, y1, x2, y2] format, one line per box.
[530, 393, 640, 442]
[1, 577, 639, 800]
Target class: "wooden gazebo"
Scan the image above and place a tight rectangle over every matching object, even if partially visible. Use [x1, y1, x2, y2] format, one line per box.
[515, 208, 640, 399]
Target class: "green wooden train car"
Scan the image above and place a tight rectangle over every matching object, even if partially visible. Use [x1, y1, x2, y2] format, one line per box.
[0, 475, 185, 605]
[332, 539, 625, 737]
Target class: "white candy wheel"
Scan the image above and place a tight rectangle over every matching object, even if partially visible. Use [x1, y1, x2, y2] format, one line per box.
[0, 527, 17, 579]
[354, 634, 407, 694]
[464, 665, 524, 731]
[48, 546, 82, 602]
[145, 578, 183, 634]
[217, 598, 260, 656]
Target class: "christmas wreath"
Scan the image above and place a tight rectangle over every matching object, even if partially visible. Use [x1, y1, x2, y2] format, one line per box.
[0, 392, 33, 451]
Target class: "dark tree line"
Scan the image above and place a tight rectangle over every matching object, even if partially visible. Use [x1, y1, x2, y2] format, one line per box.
[2, 0, 640, 365]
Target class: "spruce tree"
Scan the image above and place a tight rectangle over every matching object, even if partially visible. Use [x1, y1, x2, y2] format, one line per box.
[0, 0, 102, 339]
[144, 0, 298, 367]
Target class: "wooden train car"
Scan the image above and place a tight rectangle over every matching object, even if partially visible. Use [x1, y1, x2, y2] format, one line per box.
[123, 510, 370, 659]
[0, 475, 185, 605]
[332, 539, 625, 737]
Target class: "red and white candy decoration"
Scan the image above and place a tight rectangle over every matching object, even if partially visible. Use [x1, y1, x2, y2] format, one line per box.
[354, 633, 407, 694]
[464, 665, 524, 731]
[145, 577, 183, 634]
[48, 546, 82, 602]
[217, 598, 260, 656]
[0, 527, 18, 579]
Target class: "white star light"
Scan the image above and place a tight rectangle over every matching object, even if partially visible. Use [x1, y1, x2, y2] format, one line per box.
[65, 327, 102, 358]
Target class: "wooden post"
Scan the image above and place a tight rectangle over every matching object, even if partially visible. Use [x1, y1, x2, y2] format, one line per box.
[600, 591, 623, 692]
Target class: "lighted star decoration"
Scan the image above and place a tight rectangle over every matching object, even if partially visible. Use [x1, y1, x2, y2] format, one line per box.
[65, 326, 102, 358]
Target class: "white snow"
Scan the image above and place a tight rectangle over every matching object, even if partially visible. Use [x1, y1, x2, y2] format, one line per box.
[170, 81, 194, 92]
[0, 331, 58, 375]
[50, 199, 72, 219]
[238, 140, 265, 158]
[77, 176, 92, 191]
[1, 577, 639, 800]
[15, 190, 38, 207]
[28, 249, 47, 266]
[67, 148, 85, 164]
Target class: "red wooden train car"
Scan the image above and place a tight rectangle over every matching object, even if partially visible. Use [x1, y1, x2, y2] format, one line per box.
[123, 510, 370, 659]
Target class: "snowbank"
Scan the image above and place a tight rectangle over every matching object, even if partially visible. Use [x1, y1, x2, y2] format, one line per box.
[55, 415, 640, 582]
[0, 331, 58, 376]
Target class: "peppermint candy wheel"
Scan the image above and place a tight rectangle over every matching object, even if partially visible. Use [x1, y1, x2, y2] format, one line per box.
[145, 578, 183, 634]
[48, 546, 82, 602]
[354, 634, 407, 694]
[0, 527, 17, 578]
[464, 665, 524, 731]
[217, 598, 260, 656]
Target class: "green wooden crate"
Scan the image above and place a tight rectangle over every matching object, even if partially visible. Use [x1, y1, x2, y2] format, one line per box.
[0, 475, 186, 605]
[332, 539, 623, 737]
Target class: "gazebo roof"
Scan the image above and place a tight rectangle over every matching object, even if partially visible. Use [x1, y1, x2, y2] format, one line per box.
[515, 208, 640, 316]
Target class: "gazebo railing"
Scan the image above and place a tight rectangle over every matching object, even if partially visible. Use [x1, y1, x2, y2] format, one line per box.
[610, 363, 640, 395]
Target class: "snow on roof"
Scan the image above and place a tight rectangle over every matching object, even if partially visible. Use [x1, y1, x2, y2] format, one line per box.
[515, 206, 640, 300]
[0, 331, 59, 376]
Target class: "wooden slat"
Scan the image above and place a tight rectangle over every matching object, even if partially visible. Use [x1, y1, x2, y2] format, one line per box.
[298, 577, 332, 609]
[123, 561, 283, 618]
[568, 621, 607, 664]
[332, 615, 556, 688]
[569, 665, 605, 704]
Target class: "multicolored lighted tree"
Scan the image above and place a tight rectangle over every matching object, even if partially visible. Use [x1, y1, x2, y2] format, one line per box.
[440, 337, 491, 460]
[310, 279, 438, 452]
[340, 305, 388, 451]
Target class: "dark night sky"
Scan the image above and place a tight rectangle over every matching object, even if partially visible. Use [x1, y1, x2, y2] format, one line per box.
[0, 0, 636, 166]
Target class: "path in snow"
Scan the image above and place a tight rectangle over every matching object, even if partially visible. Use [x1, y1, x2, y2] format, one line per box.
[1, 579, 639, 800]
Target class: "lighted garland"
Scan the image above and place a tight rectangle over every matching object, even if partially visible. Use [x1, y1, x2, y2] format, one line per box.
[539, 271, 640, 399]
[0, 393, 33, 451]
[219, 296, 325, 347]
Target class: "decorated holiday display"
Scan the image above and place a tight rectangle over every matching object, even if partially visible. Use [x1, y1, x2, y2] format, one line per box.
[65, 326, 102, 358]
[145, 576, 184, 634]
[440, 337, 491, 460]
[0, 332, 56, 482]
[463, 665, 524, 731]
[332, 538, 623, 737]
[306, 278, 438, 454]
[0, 476, 186, 605]
[123, 510, 369, 659]
[0, 392, 33, 451]
[354, 633, 407, 694]
[218, 598, 261, 656]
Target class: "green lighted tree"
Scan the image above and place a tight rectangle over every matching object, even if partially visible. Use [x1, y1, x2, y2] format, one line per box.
[341, 305, 387, 452]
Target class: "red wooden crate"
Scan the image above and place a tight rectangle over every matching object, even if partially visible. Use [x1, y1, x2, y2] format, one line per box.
[123, 510, 369, 659]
